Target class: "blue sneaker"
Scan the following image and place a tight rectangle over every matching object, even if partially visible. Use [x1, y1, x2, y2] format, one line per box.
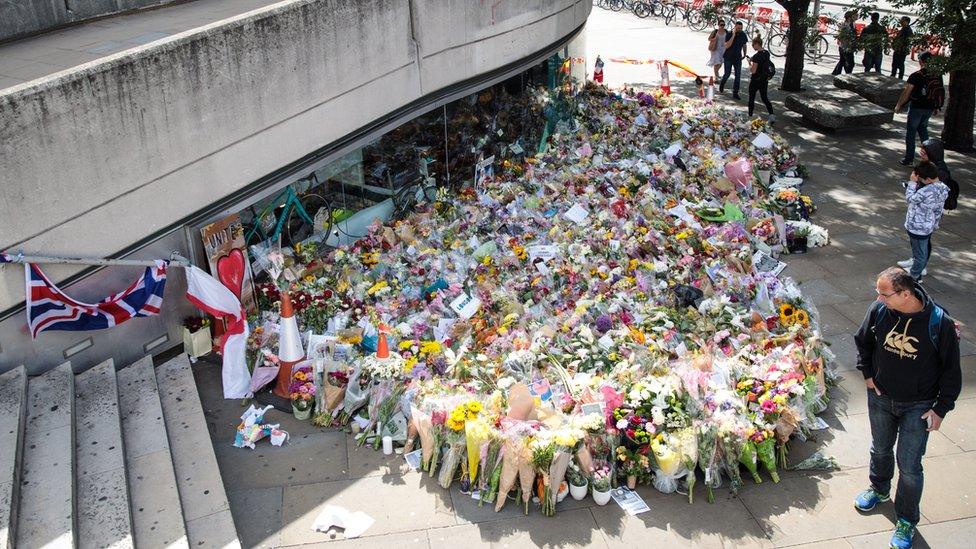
[890, 518, 915, 549]
[854, 488, 890, 512]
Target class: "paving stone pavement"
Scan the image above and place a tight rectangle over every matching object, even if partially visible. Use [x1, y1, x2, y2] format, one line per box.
[185, 6, 976, 549]
[0, 0, 283, 91]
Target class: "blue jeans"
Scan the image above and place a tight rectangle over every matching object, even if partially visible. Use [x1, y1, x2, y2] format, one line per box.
[868, 391, 934, 525]
[832, 48, 855, 74]
[721, 57, 742, 94]
[904, 107, 933, 162]
[863, 50, 883, 72]
[908, 231, 932, 279]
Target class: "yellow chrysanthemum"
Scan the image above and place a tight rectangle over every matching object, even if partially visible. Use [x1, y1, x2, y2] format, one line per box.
[419, 341, 442, 355]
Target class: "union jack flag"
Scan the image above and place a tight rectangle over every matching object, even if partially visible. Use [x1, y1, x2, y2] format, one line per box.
[25, 261, 168, 338]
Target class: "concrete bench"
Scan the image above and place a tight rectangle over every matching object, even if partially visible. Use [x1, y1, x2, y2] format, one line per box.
[833, 73, 904, 109]
[784, 88, 894, 129]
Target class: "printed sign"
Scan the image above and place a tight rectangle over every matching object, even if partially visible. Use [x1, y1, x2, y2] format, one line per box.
[449, 293, 482, 319]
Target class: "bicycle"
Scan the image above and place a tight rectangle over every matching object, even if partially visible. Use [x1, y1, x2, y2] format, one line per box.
[321, 158, 440, 249]
[243, 176, 331, 248]
[621, 0, 652, 18]
[768, 27, 829, 62]
[662, 0, 706, 29]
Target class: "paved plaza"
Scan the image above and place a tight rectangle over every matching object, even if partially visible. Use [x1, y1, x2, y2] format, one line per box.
[183, 9, 976, 548]
[12, 3, 967, 547]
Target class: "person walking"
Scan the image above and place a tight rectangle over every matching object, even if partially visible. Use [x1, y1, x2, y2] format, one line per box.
[593, 55, 605, 84]
[747, 37, 775, 122]
[706, 20, 729, 81]
[853, 266, 960, 549]
[902, 161, 949, 281]
[895, 52, 943, 165]
[719, 20, 749, 99]
[832, 11, 857, 75]
[861, 12, 886, 73]
[891, 16, 913, 79]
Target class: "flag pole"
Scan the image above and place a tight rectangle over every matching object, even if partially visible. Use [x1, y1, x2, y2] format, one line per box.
[0, 251, 192, 268]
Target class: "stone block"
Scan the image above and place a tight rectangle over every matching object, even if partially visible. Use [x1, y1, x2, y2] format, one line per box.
[75, 359, 133, 549]
[834, 73, 905, 109]
[0, 366, 26, 549]
[17, 363, 74, 549]
[785, 89, 894, 129]
[118, 357, 188, 548]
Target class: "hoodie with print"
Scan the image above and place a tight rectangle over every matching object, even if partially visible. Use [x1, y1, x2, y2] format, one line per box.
[855, 283, 961, 418]
[904, 180, 948, 235]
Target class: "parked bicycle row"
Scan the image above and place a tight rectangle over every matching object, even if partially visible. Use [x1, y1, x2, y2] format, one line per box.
[592, 0, 945, 65]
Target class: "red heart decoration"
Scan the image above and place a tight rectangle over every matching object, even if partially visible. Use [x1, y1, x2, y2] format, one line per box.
[216, 248, 246, 299]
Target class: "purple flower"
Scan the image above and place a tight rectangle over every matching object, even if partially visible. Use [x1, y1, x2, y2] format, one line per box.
[595, 314, 613, 334]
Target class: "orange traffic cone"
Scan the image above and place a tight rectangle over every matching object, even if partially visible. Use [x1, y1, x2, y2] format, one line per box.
[273, 290, 306, 398]
[376, 323, 390, 359]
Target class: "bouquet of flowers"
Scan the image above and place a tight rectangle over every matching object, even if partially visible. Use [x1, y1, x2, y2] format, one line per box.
[650, 432, 685, 493]
[566, 460, 588, 488]
[478, 433, 505, 505]
[696, 420, 722, 503]
[289, 365, 316, 413]
[530, 436, 557, 516]
[591, 461, 612, 493]
[439, 400, 481, 488]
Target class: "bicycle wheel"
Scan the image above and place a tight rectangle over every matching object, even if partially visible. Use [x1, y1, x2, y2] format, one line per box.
[286, 193, 330, 247]
[609, 0, 623, 11]
[687, 11, 707, 32]
[663, 5, 675, 25]
[768, 32, 788, 57]
[808, 35, 829, 62]
[633, 1, 651, 18]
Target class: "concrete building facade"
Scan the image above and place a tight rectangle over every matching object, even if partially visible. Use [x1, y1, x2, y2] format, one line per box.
[0, 0, 591, 374]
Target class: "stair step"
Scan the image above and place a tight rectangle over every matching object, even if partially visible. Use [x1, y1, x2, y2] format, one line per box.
[17, 362, 75, 549]
[75, 360, 134, 549]
[156, 355, 240, 548]
[117, 356, 188, 549]
[0, 366, 27, 549]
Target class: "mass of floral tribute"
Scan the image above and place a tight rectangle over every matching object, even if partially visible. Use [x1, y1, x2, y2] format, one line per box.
[245, 82, 834, 513]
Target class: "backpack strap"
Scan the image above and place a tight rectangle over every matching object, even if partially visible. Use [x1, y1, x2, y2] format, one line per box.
[871, 303, 888, 336]
[928, 305, 944, 349]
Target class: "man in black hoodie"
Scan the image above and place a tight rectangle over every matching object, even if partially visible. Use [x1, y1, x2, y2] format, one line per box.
[853, 267, 961, 549]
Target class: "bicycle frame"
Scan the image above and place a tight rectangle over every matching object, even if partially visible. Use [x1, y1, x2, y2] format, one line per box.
[245, 183, 316, 245]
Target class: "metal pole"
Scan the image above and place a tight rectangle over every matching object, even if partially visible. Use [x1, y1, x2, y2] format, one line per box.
[0, 251, 191, 268]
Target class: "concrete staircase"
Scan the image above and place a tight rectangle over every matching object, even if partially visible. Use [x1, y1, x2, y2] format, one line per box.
[0, 355, 239, 549]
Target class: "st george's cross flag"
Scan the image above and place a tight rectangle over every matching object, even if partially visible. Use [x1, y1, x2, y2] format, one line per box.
[25, 261, 168, 338]
[185, 265, 251, 399]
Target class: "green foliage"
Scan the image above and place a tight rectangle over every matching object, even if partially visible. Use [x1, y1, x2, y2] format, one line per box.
[853, 0, 976, 72]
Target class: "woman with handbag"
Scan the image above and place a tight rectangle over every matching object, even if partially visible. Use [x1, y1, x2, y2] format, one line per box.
[706, 20, 728, 80]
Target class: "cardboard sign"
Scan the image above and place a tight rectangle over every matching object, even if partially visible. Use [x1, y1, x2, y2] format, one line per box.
[528, 245, 559, 261]
[752, 132, 774, 148]
[563, 204, 590, 224]
[752, 250, 787, 276]
[449, 293, 482, 319]
[200, 213, 257, 314]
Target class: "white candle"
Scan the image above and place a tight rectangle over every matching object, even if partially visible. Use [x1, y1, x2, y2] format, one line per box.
[382, 436, 393, 455]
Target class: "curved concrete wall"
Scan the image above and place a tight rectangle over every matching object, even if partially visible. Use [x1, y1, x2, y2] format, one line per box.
[0, 0, 589, 371]
[0, 0, 182, 42]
